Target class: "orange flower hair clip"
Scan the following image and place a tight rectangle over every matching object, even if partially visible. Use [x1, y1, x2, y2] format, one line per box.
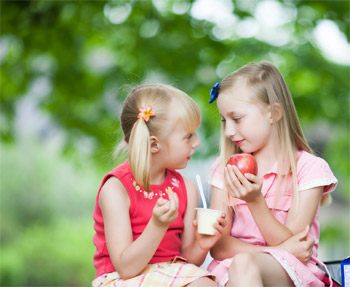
[137, 105, 155, 122]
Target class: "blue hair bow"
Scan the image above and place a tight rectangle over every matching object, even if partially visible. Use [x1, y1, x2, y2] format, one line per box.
[208, 80, 220, 104]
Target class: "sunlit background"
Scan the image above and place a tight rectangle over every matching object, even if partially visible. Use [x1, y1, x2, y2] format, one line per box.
[1, 0, 349, 285]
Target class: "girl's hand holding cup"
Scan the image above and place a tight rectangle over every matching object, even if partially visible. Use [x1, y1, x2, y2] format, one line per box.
[192, 211, 227, 251]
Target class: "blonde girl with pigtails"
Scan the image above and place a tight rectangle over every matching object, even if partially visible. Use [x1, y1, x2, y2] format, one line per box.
[207, 61, 337, 287]
[92, 84, 227, 287]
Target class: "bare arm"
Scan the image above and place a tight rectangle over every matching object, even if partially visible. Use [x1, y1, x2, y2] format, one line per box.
[284, 186, 323, 233]
[100, 177, 178, 279]
[181, 177, 226, 266]
[209, 185, 263, 260]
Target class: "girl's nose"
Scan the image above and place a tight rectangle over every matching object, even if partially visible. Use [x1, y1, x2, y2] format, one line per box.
[224, 121, 236, 139]
[193, 133, 200, 148]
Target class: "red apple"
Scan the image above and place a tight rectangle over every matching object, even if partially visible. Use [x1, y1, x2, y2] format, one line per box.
[226, 153, 258, 176]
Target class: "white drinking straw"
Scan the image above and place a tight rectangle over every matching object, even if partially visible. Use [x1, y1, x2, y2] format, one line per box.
[196, 174, 207, 209]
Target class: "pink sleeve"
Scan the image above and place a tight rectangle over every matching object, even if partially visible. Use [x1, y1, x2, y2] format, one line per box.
[297, 152, 338, 195]
[206, 157, 224, 190]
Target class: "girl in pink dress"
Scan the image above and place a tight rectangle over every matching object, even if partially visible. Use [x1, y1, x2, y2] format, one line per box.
[92, 84, 227, 287]
[207, 61, 337, 287]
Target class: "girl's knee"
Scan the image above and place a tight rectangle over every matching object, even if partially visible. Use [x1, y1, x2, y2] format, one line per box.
[229, 253, 260, 277]
[227, 253, 263, 286]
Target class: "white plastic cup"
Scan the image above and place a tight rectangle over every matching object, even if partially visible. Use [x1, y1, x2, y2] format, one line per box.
[196, 208, 223, 235]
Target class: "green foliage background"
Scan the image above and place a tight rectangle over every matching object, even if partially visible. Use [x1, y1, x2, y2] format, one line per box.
[1, 0, 349, 286]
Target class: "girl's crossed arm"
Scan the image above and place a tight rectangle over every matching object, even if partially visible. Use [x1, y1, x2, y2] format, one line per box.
[210, 186, 314, 264]
[225, 165, 323, 246]
[100, 177, 178, 280]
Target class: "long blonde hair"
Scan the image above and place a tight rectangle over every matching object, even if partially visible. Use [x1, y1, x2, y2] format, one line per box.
[217, 61, 330, 206]
[116, 84, 201, 192]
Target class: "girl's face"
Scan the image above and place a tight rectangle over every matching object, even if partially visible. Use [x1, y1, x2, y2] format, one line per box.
[157, 100, 201, 170]
[217, 85, 273, 155]
[160, 121, 200, 170]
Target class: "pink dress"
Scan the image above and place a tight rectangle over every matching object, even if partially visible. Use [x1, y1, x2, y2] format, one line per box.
[207, 151, 337, 287]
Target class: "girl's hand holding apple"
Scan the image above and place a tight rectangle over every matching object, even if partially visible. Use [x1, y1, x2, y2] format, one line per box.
[226, 153, 258, 176]
[225, 154, 263, 203]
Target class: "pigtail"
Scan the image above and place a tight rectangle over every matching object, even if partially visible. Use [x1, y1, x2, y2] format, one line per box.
[129, 118, 152, 192]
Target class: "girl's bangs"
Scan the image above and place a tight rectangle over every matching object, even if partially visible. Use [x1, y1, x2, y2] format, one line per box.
[179, 101, 201, 133]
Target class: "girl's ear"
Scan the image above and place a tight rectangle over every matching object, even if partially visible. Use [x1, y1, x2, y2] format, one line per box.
[150, 136, 160, 153]
[269, 103, 283, 124]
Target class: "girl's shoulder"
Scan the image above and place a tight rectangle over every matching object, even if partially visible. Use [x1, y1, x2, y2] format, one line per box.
[296, 150, 337, 193]
[296, 150, 331, 172]
[104, 161, 142, 186]
[109, 161, 132, 177]
[99, 161, 133, 191]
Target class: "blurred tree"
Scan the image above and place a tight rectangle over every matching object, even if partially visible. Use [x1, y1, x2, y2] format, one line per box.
[1, 0, 349, 161]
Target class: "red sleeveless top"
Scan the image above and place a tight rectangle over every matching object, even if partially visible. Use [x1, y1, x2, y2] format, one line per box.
[92, 161, 188, 278]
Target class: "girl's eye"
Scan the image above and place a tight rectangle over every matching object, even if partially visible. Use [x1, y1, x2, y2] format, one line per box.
[233, 117, 241, 122]
[221, 118, 226, 122]
[187, 134, 193, 139]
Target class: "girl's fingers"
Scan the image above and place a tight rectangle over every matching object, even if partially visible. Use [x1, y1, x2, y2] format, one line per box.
[213, 222, 224, 234]
[156, 198, 170, 214]
[192, 220, 198, 229]
[166, 192, 179, 218]
[154, 200, 171, 217]
[225, 166, 237, 194]
[157, 197, 167, 206]
[227, 166, 245, 196]
[217, 214, 227, 227]
[240, 173, 256, 190]
[162, 201, 171, 213]
[244, 173, 256, 183]
[232, 166, 259, 193]
[297, 225, 310, 241]
[224, 167, 239, 197]
[231, 165, 247, 184]
[168, 192, 176, 213]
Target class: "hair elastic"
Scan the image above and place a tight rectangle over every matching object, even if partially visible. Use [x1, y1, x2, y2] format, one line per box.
[137, 105, 155, 122]
[208, 80, 220, 103]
